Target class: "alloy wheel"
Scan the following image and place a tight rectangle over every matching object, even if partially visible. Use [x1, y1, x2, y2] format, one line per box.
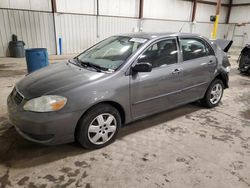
[210, 83, 223, 105]
[88, 113, 117, 145]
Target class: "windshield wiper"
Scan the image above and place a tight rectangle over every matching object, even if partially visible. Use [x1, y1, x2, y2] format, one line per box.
[74, 57, 108, 72]
[68, 59, 78, 65]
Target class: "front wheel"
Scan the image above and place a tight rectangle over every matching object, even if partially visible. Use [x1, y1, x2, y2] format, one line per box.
[201, 79, 224, 108]
[76, 104, 121, 149]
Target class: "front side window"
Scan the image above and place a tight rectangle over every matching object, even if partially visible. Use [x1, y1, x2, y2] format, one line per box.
[77, 36, 147, 71]
[138, 39, 178, 68]
[180, 38, 208, 61]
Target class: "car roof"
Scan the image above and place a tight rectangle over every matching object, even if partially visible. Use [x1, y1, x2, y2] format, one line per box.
[117, 32, 202, 40]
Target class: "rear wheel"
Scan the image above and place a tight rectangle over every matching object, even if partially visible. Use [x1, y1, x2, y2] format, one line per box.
[76, 104, 121, 149]
[201, 79, 224, 108]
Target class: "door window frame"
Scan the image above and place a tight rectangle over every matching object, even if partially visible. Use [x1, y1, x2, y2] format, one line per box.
[130, 37, 181, 71]
[178, 37, 215, 63]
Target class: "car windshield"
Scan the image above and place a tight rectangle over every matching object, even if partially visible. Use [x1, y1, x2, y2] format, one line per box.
[76, 36, 148, 71]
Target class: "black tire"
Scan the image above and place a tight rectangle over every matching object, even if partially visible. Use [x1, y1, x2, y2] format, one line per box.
[201, 79, 224, 108]
[248, 69, 250, 75]
[76, 104, 121, 149]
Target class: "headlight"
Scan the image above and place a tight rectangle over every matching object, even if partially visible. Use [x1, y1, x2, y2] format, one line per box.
[225, 66, 231, 73]
[23, 95, 67, 112]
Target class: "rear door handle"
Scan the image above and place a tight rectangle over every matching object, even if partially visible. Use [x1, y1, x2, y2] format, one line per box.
[172, 68, 181, 74]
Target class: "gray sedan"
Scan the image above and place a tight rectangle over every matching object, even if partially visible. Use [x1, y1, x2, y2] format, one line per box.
[7, 32, 232, 149]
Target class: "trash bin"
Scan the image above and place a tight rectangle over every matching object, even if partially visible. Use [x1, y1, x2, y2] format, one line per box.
[25, 48, 49, 73]
[9, 39, 25, 58]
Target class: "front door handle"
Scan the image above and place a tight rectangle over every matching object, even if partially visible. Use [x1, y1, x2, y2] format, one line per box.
[208, 60, 215, 65]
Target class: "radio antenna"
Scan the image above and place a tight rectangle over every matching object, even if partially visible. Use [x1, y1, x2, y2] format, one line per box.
[179, 23, 186, 32]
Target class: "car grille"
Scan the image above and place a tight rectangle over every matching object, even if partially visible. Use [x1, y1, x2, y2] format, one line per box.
[12, 88, 24, 105]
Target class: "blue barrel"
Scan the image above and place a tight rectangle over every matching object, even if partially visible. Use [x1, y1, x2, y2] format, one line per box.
[25, 48, 49, 73]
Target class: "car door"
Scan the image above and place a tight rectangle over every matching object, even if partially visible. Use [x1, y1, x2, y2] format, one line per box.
[177, 37, 217, 102]
[130, 38, 185, 119]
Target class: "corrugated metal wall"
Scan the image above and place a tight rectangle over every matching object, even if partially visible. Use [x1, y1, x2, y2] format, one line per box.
[98, 16, 139, 38]
[1, 0, 248, 56]
[54, 14, 139, 54]
[143, 0, 192, 21]
[0, 9, 56, 56]
[0, 12, 232, 57]
[56, 0, 96, 15]
[0, 0, 52, 11]
[142, 19, 230, 39]
[196, 4, 228, 23]
[228, 1, 250, 47]
[99, 0, 139, 17]
[54, 14, 97, 54]
[142, 19, 190, 33]
[230, 5, 250, 23]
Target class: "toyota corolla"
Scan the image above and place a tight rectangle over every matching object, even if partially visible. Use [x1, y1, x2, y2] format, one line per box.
[7, 32, 232, 149]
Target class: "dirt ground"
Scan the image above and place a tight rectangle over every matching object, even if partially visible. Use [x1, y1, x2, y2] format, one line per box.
[0, 53, 249, 188]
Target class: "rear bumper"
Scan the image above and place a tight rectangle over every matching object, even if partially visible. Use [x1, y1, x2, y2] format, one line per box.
[7, 94, 83, 145]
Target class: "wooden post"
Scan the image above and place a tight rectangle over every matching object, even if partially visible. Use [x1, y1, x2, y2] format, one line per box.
[139, 0, 144, 19]
[51, 0, 57, 12]
[191, 0, 198, 22]
[226, 0, 233, 24]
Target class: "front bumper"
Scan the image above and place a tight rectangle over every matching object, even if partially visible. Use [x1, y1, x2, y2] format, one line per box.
[7, 93, 83, 145]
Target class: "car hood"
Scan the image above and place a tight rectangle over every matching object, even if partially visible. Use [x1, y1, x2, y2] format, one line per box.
[17, 62, 109, 99]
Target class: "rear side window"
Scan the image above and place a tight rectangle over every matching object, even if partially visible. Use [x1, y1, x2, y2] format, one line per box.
[180, 38, 209, 61]
[138, 38, 178, 68]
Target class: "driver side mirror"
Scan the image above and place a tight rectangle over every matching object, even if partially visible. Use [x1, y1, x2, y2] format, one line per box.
[132, 63, 152, 73]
